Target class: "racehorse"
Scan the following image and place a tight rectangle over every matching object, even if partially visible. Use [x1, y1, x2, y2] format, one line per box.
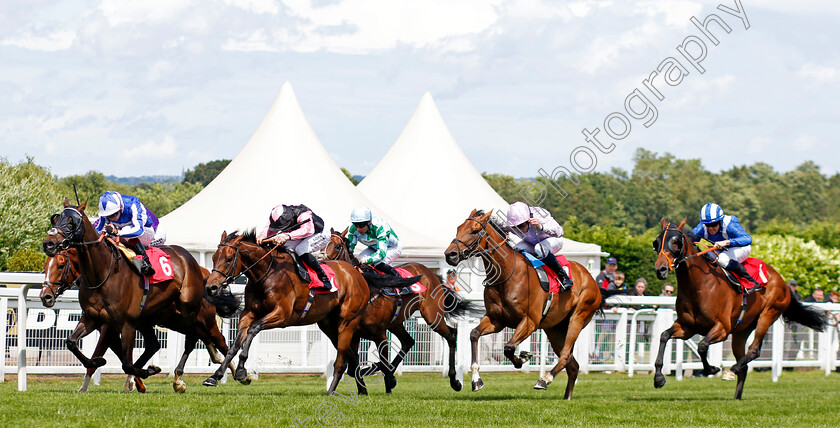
[325, 228, 477, 392]
[39, 247, 242, 393]
[202, 230, 371, 395]
[444, 209, 602, 398]
[42, 199, 237, 392]
[652, 219, 826, 399]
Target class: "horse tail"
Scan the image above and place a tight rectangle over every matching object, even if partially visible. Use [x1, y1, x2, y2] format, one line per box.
[596, 288, 628, 316]
[442, 287, 480, 322]
[362, 271, 423, 289]
[783, 298, 827, 332]
[204, 286, 242, 318]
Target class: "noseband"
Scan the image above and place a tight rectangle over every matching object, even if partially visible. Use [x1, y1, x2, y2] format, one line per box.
[211, 242, 277, 287]
[43, 252, 81, 297]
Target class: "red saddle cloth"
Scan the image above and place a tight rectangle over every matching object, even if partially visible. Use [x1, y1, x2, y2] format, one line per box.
[304, 263, 339, 294]
[137, 247, 174, 284]
[545, 254, 572, 294]
[394, 267, 427, 294]
[739, 257, 769, 291]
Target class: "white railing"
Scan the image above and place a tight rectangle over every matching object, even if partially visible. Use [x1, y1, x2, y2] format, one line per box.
[3, 273, 839, 391]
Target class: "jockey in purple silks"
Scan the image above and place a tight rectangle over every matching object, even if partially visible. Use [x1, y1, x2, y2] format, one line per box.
[505, 201, 573, 291]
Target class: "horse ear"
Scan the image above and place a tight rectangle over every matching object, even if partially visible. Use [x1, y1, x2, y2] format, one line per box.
[78, 200, 87, 213]
[660, 218, 667, 229]
[63, 197, 70, 207]
[677, 218, 687, 230]
[478, 210, 493, 222]
[330, 227, 335, 234]
[341, 227, 348, 237]
[220, 231, 227, 242]
[469, 208, 477, 217]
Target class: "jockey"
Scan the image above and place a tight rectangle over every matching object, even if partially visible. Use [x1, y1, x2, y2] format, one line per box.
[347, 206, 402, 277]
[258, 204, 332, 289]
[691, 202, 759, 288]
[95, 191, 165, 276]
[505, 201, 573, 291]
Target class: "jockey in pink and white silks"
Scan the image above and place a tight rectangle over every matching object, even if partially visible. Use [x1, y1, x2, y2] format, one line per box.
[691, 202, 759, 287]
[505, 201, 573, 291]
[347, 206, 402, 277]
[95, 191, 165, 276]
[258, 203, 332, 288]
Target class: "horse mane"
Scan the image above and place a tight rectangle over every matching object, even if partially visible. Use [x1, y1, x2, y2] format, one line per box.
[226, 229, 258, 243]
[476, 209, 515, 250]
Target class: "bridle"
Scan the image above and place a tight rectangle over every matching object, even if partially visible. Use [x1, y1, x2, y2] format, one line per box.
[43, 252, 81, 297]
[211, 241, 279, 287]
[450, 215, 517, 287]
[48, 207, 116, 289]
[657, 223, 718, 271]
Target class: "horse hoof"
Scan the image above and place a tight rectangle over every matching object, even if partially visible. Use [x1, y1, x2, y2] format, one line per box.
[653, 374, 666, 389]
[359, 389, 368, 396]
[173, 381, 186, 394]
[239, 377, 252, 386]
[450, 379, 462, 392]
[471, 378, 484, 392]
[722, 369, 737, 380]
[385, 375, 397, 391]
[704, 367, 721, 376]
[147, 365, 162, 376]
[519, 351, 532, 362]
[512, 360, 523, 369]
[534, 380, 547, 390]
[234, 368, 248, 382]
[135, 378, 147, 394]
[202, 377, 218, 387]
[90, 357, 106, 368]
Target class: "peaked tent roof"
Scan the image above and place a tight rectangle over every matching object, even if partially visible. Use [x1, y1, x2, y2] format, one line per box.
[358, 92, 603, 255]
[162, 82, 444, 256]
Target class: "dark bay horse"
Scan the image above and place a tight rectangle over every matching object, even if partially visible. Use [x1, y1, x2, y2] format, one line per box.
[203, 230, 370, 395]
[39, 247, 242, 393]
[652, 219, 826, 399]
[325, 228, 476, 392]
[444, 210, 601, 398]
[42, 200, 234, 392]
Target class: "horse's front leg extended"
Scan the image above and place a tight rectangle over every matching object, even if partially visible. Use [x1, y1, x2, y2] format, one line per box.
[203, 312, 255, 387]
[654, 322, 692, 389]
[131, 325, 162, 378]
[65, 316, 105, 369]
[79, 325, 115, 393]
[504, 317, 537, 369]
[469, 315, 504, 392]
[235, 306, 289, 382]
[172, 334, 198, 393]
[697, 323, 728, 376]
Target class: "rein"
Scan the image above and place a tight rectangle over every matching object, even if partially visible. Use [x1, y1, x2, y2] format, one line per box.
[212, 241, 282, 286]
[658, 223, 718, 270]
[43, 252, 81, 296]
[452, 216, 517, 287]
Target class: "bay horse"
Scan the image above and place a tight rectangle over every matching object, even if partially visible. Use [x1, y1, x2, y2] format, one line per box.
[325, 228, 476, 392]
[202, 230, 371, 395]
[444, 209, 601, 398]
[652, 219, 826, 399]
[42, 199, 236, 392]
[39, 247, 242, 393]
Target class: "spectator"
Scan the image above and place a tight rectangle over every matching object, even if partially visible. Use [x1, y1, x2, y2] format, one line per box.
[613, 271, 626, 290]
[784, 279, 805, 365]
[829, 291, 839, 304]
[627, 277, 652, 311]
[596, 257, 619, 290]
[659, 283, 675, 297]
[444, 268, 461, 292]
[804, 288, 825, 303]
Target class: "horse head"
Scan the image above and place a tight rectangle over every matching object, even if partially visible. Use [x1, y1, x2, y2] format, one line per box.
[653, 218, 688, 280]
[444, 209, 498, 266]
[40, 248, 81, 307]
[206, 231, 246, 297]
[43, 198, 89, 257]
[325, 227, 353, 263]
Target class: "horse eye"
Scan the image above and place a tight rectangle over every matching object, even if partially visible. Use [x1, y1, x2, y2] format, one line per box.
[226, 257, 233, 262]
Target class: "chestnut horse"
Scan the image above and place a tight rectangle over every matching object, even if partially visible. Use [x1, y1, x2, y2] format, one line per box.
[203, 230, 370, 395]
[39, 247, 242, 393]
[652, 219, 826, 399]
[42, 200, 232, 392]
[325, 228, 477, 392]
[444, 210, 601, 398]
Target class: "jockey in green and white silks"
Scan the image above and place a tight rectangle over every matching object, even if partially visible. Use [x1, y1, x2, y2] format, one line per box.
[347, 206, 402, 276]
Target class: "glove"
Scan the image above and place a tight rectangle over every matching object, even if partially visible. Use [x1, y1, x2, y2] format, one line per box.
[351, 258, 361, 268]
[104, 224, 118, 236]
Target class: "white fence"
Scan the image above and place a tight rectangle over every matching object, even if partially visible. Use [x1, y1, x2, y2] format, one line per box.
[3, 273, 839, 392]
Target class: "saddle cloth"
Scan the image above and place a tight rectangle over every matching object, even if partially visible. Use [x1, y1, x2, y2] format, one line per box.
[524, 253, 572, 294]
[303, 262, 340, 294]
[738, 257, 769, 291]
[117, 244, 173, 284]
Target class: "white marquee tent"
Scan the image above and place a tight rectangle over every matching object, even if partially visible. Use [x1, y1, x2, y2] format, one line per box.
[358, 93, 607, 296]
[161, 82, 445, 267]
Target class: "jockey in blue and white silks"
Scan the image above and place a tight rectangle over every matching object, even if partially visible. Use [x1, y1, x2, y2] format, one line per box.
[505, 201, 573, 291]
[347, 206, 402, 277]
[94, 191, 165, 275]
[691, 202, 759, 287]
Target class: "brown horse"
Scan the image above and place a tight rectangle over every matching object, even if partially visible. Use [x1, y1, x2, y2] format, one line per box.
[42, 199, 231, 392]
[652, 219, 826, 399]
[39, 247, 242, 393]
[325, 228, 476, 392]
[202, 230, 370, 395]
[444, 209, 601, 398]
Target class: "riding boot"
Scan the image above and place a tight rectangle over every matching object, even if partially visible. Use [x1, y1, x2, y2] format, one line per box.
[374, 262, 400, 278]
[540, 254, 573, 292]
[725, 260, 760, 288]
[300, 253, 331, 289]
[133, 242, 155, 276]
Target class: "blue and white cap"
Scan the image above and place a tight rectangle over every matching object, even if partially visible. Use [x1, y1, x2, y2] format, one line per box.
[98, 191, 123, 218]
[700, 202, 724, 224]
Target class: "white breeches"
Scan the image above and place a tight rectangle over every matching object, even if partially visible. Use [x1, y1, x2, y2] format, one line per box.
[359, 241, 402, 265]
[515, 237, 563, 259]
[137, 225, 166, 247]
[285, 228, 330, 256]
[716, 245, 751, 266]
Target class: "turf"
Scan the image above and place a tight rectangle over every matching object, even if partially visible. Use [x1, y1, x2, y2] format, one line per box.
[0, 370, 837, 427]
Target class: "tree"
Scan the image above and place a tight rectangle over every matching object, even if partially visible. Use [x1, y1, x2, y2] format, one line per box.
[341, 168, 359, 186]
[183, 160, 230, 186]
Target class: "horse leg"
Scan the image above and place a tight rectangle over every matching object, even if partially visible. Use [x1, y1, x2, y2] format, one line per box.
[130, 325, 162, 379]
[119, 325, 160, 384]
[326, 317, 363, 395]
[368, 332, 397, 394]
[422, 299, 462, 391]
[348, 337, 368, 396]
[469, 315, 504, 392]
[697, 323, 729, 376]
[534, 313, 589, 393]
[536, 322, 580, 398]
[731, 313, 776, 399]
[65, 316, 106, 369]
[654, 322, 693, 389]
[385, 323, 414, 390]
[172, 334, 198, 393]
[204, 312, 254, 386]
[79, 325, 114, 393]
[235, 307, 291, 382]
[202, 319, 247, 383]
[730, 330, 749, 400]
[504, 317, 537, 369]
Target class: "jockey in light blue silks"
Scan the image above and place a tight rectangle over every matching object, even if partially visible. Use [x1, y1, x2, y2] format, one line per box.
[691, 202, 759, 287]
[95, 191, 166, 276]
[505, 201, 573, 291]
[347, 206, 402, 277]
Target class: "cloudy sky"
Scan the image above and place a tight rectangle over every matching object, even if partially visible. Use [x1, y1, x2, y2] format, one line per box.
[1, 0, 838, 179]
